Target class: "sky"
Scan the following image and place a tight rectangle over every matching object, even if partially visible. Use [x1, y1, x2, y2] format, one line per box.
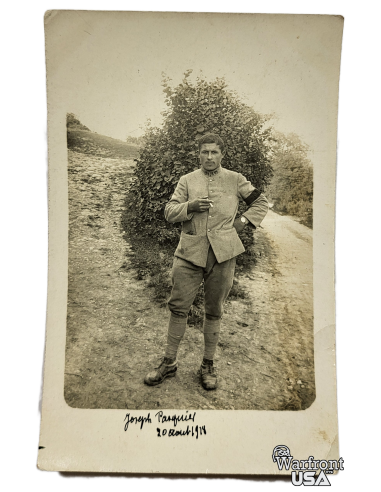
[50, 12, 343, 167]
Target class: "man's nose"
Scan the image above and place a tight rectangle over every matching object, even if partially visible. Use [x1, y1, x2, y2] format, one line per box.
[207, 152, 213, 159]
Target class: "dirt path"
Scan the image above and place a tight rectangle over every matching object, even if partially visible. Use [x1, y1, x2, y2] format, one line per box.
[235, 211, 315, 410]
[65, 151, 315, 410]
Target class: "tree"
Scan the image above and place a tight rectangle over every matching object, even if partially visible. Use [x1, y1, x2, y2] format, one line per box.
[66, 113, 90, 131]
[266, 132, 313, 227]
[126, 71, 274, 246]
[126, 135, 145, 146]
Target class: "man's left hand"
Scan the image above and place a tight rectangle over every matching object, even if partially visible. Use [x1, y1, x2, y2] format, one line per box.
[233, 217, 247, 233]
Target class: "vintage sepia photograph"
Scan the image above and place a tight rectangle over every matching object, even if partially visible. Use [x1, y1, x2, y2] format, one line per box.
[61, 11, 339, 412]
[39, 10, 343, 473]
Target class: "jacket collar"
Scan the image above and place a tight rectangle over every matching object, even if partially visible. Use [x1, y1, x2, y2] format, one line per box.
[201, 165, 222, 177]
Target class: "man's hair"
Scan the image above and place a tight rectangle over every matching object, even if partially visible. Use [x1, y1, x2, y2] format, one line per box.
[198, 133, 225, 153]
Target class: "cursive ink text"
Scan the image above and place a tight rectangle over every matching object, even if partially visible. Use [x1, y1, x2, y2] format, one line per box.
[124, 413, 152, 431]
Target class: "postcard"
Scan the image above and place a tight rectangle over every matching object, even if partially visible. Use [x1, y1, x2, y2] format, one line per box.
[39, 11, 343, 477]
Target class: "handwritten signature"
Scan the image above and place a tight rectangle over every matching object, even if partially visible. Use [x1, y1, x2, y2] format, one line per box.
[124, 411, 206, 438]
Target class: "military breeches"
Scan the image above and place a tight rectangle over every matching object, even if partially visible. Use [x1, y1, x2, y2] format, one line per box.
[167, 247, 236, 320]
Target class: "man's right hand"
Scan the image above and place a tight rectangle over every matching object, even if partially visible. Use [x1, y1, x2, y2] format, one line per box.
[188, 197, 214, 213]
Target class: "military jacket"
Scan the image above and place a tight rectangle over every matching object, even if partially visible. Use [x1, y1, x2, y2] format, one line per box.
[164, 166, 269, 267]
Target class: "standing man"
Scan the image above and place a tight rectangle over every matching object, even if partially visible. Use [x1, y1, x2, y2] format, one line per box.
[144, 133, 268, 390]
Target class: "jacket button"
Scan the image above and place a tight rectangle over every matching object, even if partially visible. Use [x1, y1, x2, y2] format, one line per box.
[207, 229, 210, 232]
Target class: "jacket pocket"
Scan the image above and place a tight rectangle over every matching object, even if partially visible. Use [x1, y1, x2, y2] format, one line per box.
[208, 228, 245, 263]
[174, 232, 209, 267]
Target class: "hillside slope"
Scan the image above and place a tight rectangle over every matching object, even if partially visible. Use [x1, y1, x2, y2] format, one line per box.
[67, 128, 140, 160]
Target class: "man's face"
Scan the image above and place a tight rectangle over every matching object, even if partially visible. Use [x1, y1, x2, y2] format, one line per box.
[199, 143, 223, 172]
